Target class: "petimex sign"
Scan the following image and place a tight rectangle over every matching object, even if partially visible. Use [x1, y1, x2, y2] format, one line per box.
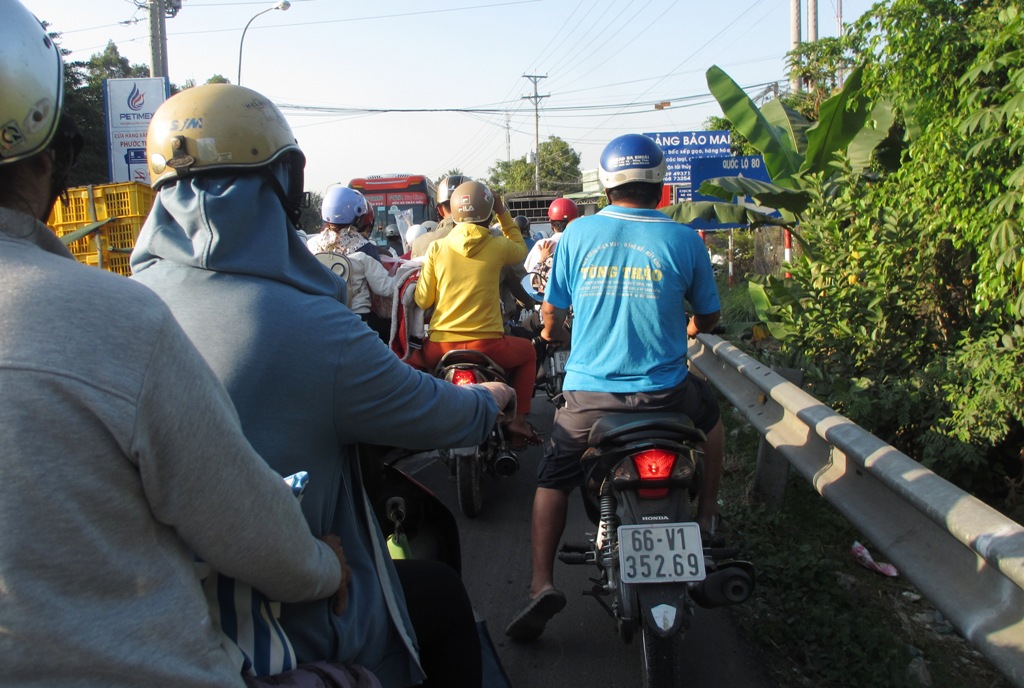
[104, 77, 170, 184]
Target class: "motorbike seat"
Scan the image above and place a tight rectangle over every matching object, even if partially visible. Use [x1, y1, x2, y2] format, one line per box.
[435, 349, 507, 378]
[587, 411, 706, 448]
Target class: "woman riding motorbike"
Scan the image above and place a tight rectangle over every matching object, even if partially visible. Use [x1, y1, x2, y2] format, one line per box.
[414, 181, 541, 448]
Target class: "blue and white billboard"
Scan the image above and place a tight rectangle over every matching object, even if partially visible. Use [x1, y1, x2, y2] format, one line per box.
[104, 77, 170, 184]
[685, 154, 781, 229]
[642, 130, 732, 185]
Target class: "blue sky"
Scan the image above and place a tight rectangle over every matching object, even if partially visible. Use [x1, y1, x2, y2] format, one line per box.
[26, 0, 873, 195]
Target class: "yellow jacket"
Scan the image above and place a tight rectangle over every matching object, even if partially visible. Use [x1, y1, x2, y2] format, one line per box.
[415, 210, 527, 342]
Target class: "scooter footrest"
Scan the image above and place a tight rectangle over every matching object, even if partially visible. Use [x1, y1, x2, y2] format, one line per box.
[560, 541, 592, 553]
[558, 551, 591, 565]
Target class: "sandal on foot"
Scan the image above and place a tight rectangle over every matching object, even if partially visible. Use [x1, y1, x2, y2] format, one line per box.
[506, 421, 543, 450]
[505, 589, 566, 641]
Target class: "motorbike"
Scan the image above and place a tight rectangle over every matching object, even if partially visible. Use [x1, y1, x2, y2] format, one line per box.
[517, 272, 570, 406]
[358, 444, 513, 688]
[432, 350, 520, 518]
[557, 411, 755, 688]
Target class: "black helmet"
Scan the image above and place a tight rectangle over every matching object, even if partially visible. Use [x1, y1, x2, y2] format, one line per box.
[513, 215, 530, 233]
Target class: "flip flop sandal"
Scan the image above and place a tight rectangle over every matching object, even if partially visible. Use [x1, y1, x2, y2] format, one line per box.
[504, 589, 566, 641]
[506, 421, 543, 450]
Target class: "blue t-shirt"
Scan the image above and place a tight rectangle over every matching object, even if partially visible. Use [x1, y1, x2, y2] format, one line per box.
[545, 205, 720, 393]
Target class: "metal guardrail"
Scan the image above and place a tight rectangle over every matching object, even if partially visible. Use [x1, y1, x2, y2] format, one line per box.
[688, 333, 1024, 687]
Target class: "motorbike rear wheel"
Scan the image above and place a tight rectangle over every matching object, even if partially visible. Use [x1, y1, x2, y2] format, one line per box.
[641, 624, 684, 688]
[456, 452, 483, 518]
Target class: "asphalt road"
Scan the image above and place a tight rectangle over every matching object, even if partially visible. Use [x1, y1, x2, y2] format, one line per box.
[401, 395, 776, 688]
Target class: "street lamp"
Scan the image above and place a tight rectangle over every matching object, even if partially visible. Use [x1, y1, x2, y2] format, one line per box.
[237, 1, 290, 86]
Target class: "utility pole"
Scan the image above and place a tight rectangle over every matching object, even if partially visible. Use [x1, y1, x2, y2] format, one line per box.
[148, 0, 169, 78]
[836, 0, 845, 87]
[808, 0, 818, 41]
[522, 74, 548, 192]
[146, 0, 181, 78]
[505, 111, 511, 163]
[790, 0, 801, 93]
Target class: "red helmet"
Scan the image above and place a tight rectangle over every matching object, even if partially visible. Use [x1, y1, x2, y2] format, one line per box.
[548, 197, 579, 223]
[358, 203, 375, 231]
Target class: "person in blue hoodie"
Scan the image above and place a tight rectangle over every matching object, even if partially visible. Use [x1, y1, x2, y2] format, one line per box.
[131, 84, 513, 688]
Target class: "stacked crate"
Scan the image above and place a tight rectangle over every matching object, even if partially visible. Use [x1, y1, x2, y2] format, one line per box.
[47, 182, 156, 277]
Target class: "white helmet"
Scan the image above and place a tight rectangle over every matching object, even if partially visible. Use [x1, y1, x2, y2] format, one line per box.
[321, 186, 367, 225]
[404, 223, 426, 250]
[0, 0, 65, 165]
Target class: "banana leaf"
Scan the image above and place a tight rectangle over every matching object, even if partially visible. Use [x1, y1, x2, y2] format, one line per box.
[706, 65, 803, 188]
[848, 97, 895, 173]
[663, 201, 788, 228]
[800, 64, 871, 177]
[748, 280, 799, 340]
[761, 98, 813, 157]
[695, 176, 811, 218]
[58, 218, 112, 246]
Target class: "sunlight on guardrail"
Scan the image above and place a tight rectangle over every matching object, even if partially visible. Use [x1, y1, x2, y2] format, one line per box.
[688, 333, 1024, 688]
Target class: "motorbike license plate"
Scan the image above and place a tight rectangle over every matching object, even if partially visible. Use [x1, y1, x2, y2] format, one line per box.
[618, 523, 706, 584]
[550, 350, 569, 374]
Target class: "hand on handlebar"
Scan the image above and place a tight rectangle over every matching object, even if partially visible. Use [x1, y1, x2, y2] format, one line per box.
[475, 381, 516, 418]
[540, 324, 570, 348]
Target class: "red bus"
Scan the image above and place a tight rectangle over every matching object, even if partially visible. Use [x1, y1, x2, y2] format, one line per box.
[348, 174, 438, 233]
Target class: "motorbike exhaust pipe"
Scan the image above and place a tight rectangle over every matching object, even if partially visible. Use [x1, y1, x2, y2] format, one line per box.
[691, 564, 754, 608]
[494, 451, 520, 477]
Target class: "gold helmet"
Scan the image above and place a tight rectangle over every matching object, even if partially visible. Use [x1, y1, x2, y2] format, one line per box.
[146, 83, 304, 190]
[449, 180, 495, 224]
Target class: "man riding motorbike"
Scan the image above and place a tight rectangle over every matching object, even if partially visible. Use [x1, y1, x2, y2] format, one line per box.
[409, 174, 469, 259]
[506, 134, 727, 641]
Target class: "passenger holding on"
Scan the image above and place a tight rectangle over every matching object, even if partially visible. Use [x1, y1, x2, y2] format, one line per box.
[0, 6, 346, 687]
[132, 83, 513, 688]
[523, 197, 579, 294]
[414, 180, 541, 448]
[409, 174, 467, 259]
[505, 134, 726, 642]
[308, 186, 395, 341]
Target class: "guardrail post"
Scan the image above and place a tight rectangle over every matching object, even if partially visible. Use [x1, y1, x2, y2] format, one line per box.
[752, 367, 802, 512]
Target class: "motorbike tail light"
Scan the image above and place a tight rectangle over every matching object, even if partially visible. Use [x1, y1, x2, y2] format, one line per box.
[632, 449, 677, 499]
[450, 369, 479, 386]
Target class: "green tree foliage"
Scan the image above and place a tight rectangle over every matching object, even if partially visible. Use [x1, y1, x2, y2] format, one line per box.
[48, 25, 231, 188]
[742, 1, 1024, 501]
[785, 36, 858, 116]
[487, 136, 582, 193]
[436, 169, 464, 185]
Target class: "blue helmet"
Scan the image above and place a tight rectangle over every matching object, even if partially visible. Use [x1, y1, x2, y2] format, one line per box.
[599, 134, 667, 189]
[322, 186, 367, 225]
